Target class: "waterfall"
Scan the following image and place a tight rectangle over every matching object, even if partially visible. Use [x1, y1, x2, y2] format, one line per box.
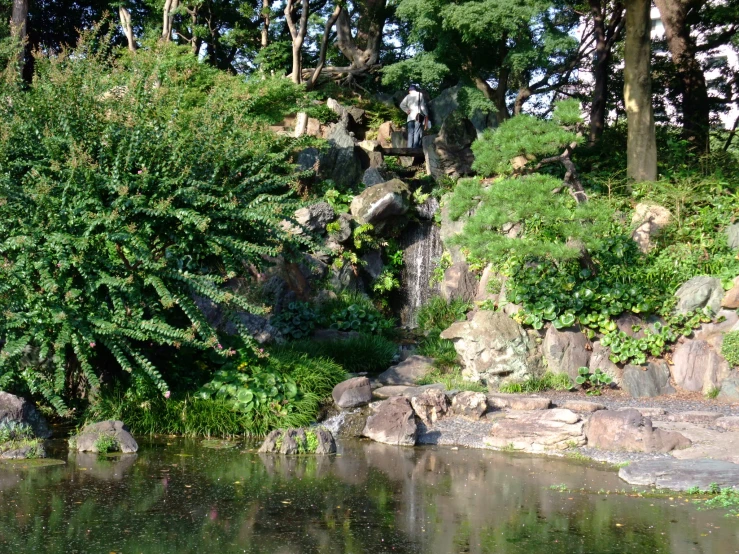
[398, 221, 442, 327]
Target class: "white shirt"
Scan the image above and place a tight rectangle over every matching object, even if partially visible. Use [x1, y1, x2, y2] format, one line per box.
[399, 91, 427, 123]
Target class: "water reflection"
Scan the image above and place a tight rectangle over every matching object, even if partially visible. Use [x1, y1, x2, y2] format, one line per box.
[0, 438, 736, 553]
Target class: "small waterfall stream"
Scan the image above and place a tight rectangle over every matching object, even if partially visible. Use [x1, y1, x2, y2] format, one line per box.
[398, 221, 442, 327]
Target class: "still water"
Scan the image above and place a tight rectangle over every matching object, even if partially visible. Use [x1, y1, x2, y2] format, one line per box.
[0, 438, 737, 553]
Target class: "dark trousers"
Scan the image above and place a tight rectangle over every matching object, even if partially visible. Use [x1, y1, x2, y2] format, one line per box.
[407, 120, 423, 149]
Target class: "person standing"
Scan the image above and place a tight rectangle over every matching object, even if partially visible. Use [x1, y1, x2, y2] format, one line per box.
[399, 85, 427, 149]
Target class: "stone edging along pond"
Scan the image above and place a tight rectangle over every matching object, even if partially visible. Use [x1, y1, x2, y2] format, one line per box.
[325, 377, 739, 493]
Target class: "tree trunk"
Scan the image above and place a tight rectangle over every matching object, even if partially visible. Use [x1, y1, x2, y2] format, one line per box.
[261, 0, 272, 48]
[654, 0, 710, 152]
[118, 6, 137, 52]
[162, 0, 180, 42]
[306, 4, 342, 91]
[284, 0, 309, 84]
[588, 1, 624, 144]
[10, 0, 29, 71]
[624, 0, 657, 182]
[336, 0, 387, 75]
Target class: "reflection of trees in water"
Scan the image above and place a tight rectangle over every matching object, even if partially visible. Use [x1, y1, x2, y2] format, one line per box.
[0, 440, 736, 553]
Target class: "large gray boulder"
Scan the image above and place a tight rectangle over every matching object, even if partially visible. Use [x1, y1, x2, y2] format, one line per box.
[0, 392, 51, 439]
[440, 311, 538, 385]
[259, 427, 336, 455]
[451, 391, 488, 420]
[410, 388, 450, 425]
[485, 409, 585, 452]
[542, 325, 591, 382]
[71, 420, 138, 453]
[588, 342, 622, 385]
[319, 121, 363, 188]
[440, 261, 477, 303]
[726, 222, 739, 250]
[349, 179, 411, 225]
[423, 112, 476, 182]
[671, 339, 730, 393]
[585, 409, 691, 453]
[377, 355, 435, 386]
[718, 375, 739, 403]
[621, 362, 675, 398]
[332, 377, 372, 409]
[619, 459, 739, 491]
[674, 276, 723, 315]
[363, 397, 418, 446]
[631, 203, 671, 253]
[293, 202, 335, 234]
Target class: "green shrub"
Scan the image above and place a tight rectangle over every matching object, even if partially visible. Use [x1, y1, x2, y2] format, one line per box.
[416, 368, 487, 393]
[271, 302, 321, 340]
[93, 433, 119, 454]
[0, 39, 309, 412]
[329, 303, 395, 334]
[498, 372, 572, 394]
[0, 421, 34, 443]
[416, 336, 459, 369]
[721, 331, 739, 367]
[272, 334, 397, 373]
[575, 367, 612, 395]
[416, 296, 472, 336]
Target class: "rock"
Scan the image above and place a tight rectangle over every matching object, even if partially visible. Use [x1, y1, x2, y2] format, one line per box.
[360, 250, 384, 281]
[390, 131, 406, 149]
[615, 313, 647, 338]
[347, 106, 366, 127]
[319, 121, 363, 188]
[313, 428, 337, 455]
[377, 121, 399, 147]
[293, 202, 334, 234]
[362, 397, 418, 446]
[439, 191, 469, 264]
[451, 391, 488, 419]
[259, 429, 282, 453]
[306, 117, 321, 137]
[619, 459, 739, 491]
[410, 389, 450, 425]
[542, 325, 591, 382]
[716, 416, 739, 431]
[693, 309, 738, 349]
[440, 262, 477, 303]
[332, 377, 372, 409]
[621, 362, 675, 398]
[362, 167, 387, 187]
[350, 178, 411, 225]
[668, 411, 722, 424]
[328, 261, 364, 294]
[328, 213, 353, 244]
[584, 409, 690, 453]
[617, 406, 666, 417]
[631, 203, 671, 253]
[0, 392, 52, 439]
[367, 151, 385, 169]
[422, 113, 476, 182]
[718, 375, 739, 403]
[440, 311, 537, 385]
[726, 222, 739, 250]
[72, 420, 138, 453]
[588, 342, 622, 384]
[358, 139, 380, 152]
[560, 400, 606, 413]
[722, 277, 739, 308]
[0, 442, 46, 459]
[484, 409, 585, 452]
[487, 394, 551, 411]
[296, 147, 320, 171]
[476, 265, 503, 304]
[674, 276, 723, 315]
[373, 385, 419, 399]
[259, 427, 336, 455]
[671, 339, 729, 393]
[377, 355, 435, 386]
[415, 196, 440, 220]
[428, 85, 497, 135]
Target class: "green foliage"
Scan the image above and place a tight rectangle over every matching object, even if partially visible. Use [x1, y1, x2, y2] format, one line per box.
[574, 367, 612, 395]
[93, 433, 119, 454]
[721, 331, 739, 367]
[271, 302, 320, 340]
[0, 421, 34, 443]
[498, 372, 572, 393]
[198, 368, 300, 415]
[430, 251, 453, 286]
[471, 103, 582, 177]
[0, 40, 309, 413]
[416, 336, 459, 370]
[329, 304, 394, 334]
[416, 296, 472, 336]
[448, 175, 613, 262]
[416, 368, 487, 393]
[272, 334, 397, 373]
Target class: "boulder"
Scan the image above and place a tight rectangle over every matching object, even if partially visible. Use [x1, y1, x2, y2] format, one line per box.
[328, 213, 353, 244]
[422, 113, 476, 182]
[716, 416, 739, 431]
[631, 203, 671, 253]
[617, 406, 666, 417]
[674, 276, 723, 315]
[390, 131, 406, 149]
[621, 362, 675, 398]
[584, 409, 690, 453]
[259, 427, 336, 454]
[360, 250, 384, 281]
[487, 394, 551, 411]
[619, 459, 739, 491]
[296, 147, 320, 171]
[726, 222, 739, 250]
[362, 397, 418, 446]
[306, 117, 322, 137]
[440, 262, 477, 303]
[476, 265, 503, 304]
[428, 85, 497, 135]
[377, 121, 400, 147]
[0, 392, 52, 439]
[671, 339, 730, 393]
[377, 355, 435, 386]
[588, 342, 622, 384]
[439, 191, 470, 264]
[693, 309, 738, 348]
[542, 325, 591, 381]
[332, 377, 372, 409]
[615, 313, 647, 338]
[415, 196, 440, 221]
[328, 261, 364, 294]
[722, 277, 739, 309]
[451, 391, 488, 419]
[484, 409, 585, 452]
[358, 139, 380, 152]
[293, 202, 334, 234]
[560, 400, 606, 413]
[366, 151, 385, 169]
[440, 311, 537, 385]
[373, 385, 419, 399]
[0, 442, 46, 459]
[718, 375, 739, 403]
[319, 121, 363, 188]
[362, 167, 387, 187]
[71, 420, 138, 453]
[349, 179, 411, 225]
[410, 389, 450, 425]
[668, 411, 722, 424]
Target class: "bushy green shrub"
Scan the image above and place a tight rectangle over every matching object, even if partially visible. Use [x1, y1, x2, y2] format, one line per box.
[272, 334, 397, 373]
[416, 336, 459, 369]
[722, 331, 739, 367]
[271, 302, 321, 340]
[0, 40, 309, 412]
[498, 372, 572, 393]
[416, 296, 472, 335]
[0, 421, 34, 443]
[329, 304, 394, 334]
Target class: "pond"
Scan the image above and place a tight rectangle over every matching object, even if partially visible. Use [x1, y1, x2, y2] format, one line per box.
[0, 438, 737, 553]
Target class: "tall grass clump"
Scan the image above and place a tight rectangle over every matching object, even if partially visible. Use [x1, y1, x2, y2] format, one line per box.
[272, 334, 397, 373]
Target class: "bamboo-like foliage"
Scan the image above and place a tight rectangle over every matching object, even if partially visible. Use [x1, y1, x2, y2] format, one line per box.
[0, 38, 309, 413]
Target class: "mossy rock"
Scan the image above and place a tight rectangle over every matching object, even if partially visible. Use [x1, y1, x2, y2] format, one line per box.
[258, 427, 336, 455]
[0, 438, 46, 459]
